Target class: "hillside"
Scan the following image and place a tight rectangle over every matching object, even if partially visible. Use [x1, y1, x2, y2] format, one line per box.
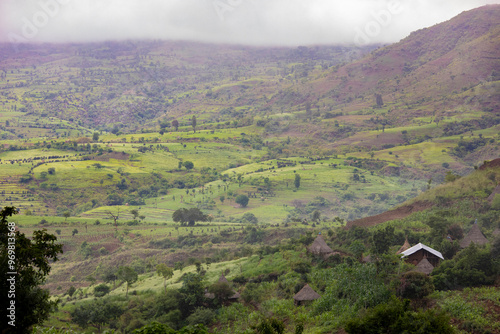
[0, 5, 499, 334]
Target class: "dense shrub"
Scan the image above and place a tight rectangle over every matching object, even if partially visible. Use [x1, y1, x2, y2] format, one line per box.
[345, 297, 454, 334]
[432, 243, 497, 290]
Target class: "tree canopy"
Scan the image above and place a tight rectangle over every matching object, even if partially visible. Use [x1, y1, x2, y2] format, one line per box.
[172, 208, 208, 226]
[0, 206, 63, 333]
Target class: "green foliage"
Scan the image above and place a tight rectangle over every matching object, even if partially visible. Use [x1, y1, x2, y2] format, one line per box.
[0, 207, 63, 334]
[186, 307, 215, 326]
[235, 194, 249, 207]
[178, 273, 206, 317]
[134, 321, 175, 334]
[241, 212, 258, 224]
[71, 298, 123, 332]
[312, 263, 391, 315]
[294, 173, 301, 189]
[157, 263, 174, 291]
[492, 194, 500, 210]
[432, 243, 497, 290]
[173, 208, 208, 226]
[208, 282, 234, 305]
[371, 226, 394, 254]
[117, 266, 138, 296]
[252, 318, 285, 334]
[396, 271, 434, 300]
[345, 296, 454, 334]
[183, 161, 194, 170]
[94, 283, 111, 297]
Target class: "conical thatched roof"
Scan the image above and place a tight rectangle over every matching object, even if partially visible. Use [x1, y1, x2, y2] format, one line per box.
[414, 258, 434, 275]
[293, 284, 321, 301]
[308, 234, 333, 255]
[396, 238, 411, 254]
[460, 222, 488, 248]
[218, 274, 229, 283]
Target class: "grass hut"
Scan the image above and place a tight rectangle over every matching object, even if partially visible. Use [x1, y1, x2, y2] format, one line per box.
[308, 233, 333, 256]
[396, 238, 411, 254]
[293, 284, 320, 306]
[460, 220, 488, 248]
[413, 257, 434, 275]
[400, 243, 444, 267]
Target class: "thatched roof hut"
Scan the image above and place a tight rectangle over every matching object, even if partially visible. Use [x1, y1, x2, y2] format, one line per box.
[205, 274, 240, 300]
[460, 221, 488, 248]
[396, 238, 411, 254]
[308, 234, 333, 255]
[413, 258, 434, 275]
[293, 284, 320, 305]
[400, 243, 444, 267]
[218, 274, 229, 283]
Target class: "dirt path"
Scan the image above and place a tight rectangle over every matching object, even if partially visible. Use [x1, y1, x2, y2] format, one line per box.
[346, 201, 434, 229]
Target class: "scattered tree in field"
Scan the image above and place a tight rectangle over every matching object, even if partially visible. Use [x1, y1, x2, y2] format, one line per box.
[92, 132, 99, 142]
[183, 161, 194, 170]
[192, 116, 197, 133]
[294, 173, 301, 189]
[72, 228, 78, 236]
[117, 266, 138, 297]
[173, 208, 208, 226]
[375, 94, 384, 107]
[172, 119, 179, 131]
[235, 194, 249, 208]
[0, 206, 63, 333]
[312, 210, 321, 222]
[157, 263, 174, 292]
[63, 211, 71, 221]
[219, 195, 225, 204]
[130, 209, 139, 220]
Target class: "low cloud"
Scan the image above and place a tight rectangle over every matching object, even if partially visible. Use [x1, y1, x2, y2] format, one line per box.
[0, 0, 498, 46]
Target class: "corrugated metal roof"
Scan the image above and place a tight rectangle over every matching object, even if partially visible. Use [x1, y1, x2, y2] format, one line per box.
[400, 243, 444, 260]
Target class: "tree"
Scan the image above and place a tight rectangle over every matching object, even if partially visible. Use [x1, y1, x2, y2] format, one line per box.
[94, 283, 111, 297]
[372, 226, 394, 254]
[183, 161, 194, 170]
[396, 271, 434, 300]
[1, 206, 63, 333]
[72, 228, 79, 236]
[157, 263, 174, 292]
[294, 173, 301, 189]
[172, 119, 179, 131]
[172, 208, 208, 226]
[130, 209, 139, 220]
[92, 132, 99, 142]
[63, 211, 71, 221]
[208, 282, 234, 305]
[71, 298, 123, 332]
[235, 194, 249, 208]
[178, 273, 205, 317]
[375, 94, 384, 107]
[312, 210, 321, 222]
[191, 116, 197, 133]
[117, 266, 138, 297]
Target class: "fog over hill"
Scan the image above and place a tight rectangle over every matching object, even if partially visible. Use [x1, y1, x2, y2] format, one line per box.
[1, 0, 499, 45]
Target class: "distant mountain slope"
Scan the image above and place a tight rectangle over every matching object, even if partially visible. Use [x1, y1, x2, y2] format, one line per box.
[310, 4, 500, 117]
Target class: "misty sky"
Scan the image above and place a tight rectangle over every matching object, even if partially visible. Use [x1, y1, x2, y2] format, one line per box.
[1, 0, 498, 46]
